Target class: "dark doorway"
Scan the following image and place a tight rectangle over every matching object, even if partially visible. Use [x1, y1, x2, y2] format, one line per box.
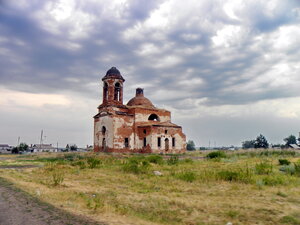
[102, 138, 106, 152]
[165, 138, 169, 152]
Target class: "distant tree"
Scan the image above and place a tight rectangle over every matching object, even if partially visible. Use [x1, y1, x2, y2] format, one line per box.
[242, 140, 255, 149]
[254, 134, 269, 149]
[11, 147, 19, 154]
[18, 143, 28, 152]
[284, 135, 297, 147]
[186, 140, 196, 151]
[70, 144, 78, 151]
[65, 144, 70, 152]
[11, 143, 28, 154]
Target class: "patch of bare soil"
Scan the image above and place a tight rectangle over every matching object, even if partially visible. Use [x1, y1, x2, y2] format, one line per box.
[0, 178, 106, 225]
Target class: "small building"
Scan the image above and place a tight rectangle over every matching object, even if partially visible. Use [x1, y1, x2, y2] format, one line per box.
[290, 144, 300, 150]
[0, 144, 12, 153]
[32, 144, 56, 153]
[94, 67, 186, 154]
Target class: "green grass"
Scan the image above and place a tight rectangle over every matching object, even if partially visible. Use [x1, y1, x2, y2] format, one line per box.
[1, 151, 300, 225]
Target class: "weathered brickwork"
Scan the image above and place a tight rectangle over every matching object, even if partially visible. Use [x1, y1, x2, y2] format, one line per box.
[94, 67, 186, 154]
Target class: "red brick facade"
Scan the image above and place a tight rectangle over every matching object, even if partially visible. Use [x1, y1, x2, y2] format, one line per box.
[94, 67, 186, 154]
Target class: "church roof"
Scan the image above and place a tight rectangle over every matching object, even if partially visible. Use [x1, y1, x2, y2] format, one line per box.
[102, 67, 125, 81]
[127, 96, 154, 108]
[127, 88, 155, 108]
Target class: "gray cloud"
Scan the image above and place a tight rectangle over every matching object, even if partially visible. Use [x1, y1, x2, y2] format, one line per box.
[1, 0, 300, 147]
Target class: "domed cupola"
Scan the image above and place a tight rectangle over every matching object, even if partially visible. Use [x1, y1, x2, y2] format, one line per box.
[101, 67, 125, 106]
[127, 88, 154, 108]
[102, 67, 125, 81]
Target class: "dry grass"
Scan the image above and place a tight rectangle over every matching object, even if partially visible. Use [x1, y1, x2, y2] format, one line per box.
[0, 151, 300, 225]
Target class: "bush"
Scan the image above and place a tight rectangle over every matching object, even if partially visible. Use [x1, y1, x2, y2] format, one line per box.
[87, 157, 102, 169]
[71, 160, 86, 169]
[167, 155, 179, 165]
[147, 155, 164, 165]
[217, 171, 239, 181]
[279, 159, 291, 165]
[280, 164, 295, 175]
[255, 161, 273, 175]
[260, 176, 285, 186]
[207, 151, 227, 159]
[294, 162, 300, 176]
[175, 171, 196, 182]
[216, 167, 253, 184]
[122, 157, 150, 174]
[51, 170, 64, 186]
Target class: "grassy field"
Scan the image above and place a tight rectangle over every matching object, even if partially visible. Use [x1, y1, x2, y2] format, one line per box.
[1, 150, 300, 225]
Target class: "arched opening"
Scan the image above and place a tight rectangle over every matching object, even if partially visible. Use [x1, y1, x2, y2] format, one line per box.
[103, 82, 108, 102]
[102, 138, 106, 152]
[114, 82, 120, 101]
[148, 114, 160, 121]
[101, 126, 106, 135]
[165, 138, 169, 152]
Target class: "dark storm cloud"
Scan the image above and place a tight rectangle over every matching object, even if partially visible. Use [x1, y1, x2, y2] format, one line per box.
[0, 0, 300, 105]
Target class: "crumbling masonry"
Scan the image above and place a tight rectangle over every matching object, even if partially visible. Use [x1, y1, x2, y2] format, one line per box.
[94, 67, 186, 153]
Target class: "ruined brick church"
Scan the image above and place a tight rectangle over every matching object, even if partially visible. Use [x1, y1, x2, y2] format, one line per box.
[94, 67, 186, 153]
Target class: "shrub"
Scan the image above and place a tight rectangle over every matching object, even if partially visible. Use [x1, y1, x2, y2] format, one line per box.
[122, 157, 150, 174]
[255, 161, 273, 175]
[51, 170, 64, 186]
[280, 215, 300, 225]
[207, 151, 226, 159]
[279, 164, 295, 175]
[217, 171, 239, 182]
[216, 167, 253, 184]
[71, 160, 86, 169]
[261, 176, 285, 186]
[147, 155, 164, 165]
[175, 171, 196, 182]
[87, 157, 102, 169]
[182, 158, 194, 164]
[294, 162, 300, 176]
[278, 159, 291, 165]
[167, 155, 179, 165]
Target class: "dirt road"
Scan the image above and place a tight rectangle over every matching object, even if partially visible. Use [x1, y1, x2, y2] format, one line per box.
[0, 178, 105, 225]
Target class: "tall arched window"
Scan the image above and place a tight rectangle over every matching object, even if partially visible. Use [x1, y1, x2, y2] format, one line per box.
[114, 82, 120, 101]
[103, 82, 108, 101]
[101, 126, 106, 135]
[148, 114, 160, 121]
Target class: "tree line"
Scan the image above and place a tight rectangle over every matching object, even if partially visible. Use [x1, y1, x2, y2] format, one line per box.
[242, 134, 300, 149]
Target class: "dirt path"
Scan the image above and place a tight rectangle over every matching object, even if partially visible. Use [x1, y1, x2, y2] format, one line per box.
[0, 178, 105, 225]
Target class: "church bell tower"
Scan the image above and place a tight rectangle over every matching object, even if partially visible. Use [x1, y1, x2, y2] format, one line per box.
[101, 67, 125, 107]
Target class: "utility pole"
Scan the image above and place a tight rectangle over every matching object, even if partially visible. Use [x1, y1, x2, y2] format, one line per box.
[40, 130, 43, 148]
[17, 136, 20, 146]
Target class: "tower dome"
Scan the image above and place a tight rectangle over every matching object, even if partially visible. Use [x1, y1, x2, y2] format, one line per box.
[127, 88, 154, 108]
[102, 67, 125, 81]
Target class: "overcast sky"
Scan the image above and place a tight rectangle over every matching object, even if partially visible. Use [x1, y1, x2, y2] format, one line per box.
[1, 0, 300, 148]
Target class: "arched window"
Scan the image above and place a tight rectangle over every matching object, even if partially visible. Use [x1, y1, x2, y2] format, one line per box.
[101, 126, 106, 135]
[148, 114, 160, 121]
[114, 82, 120, 101]
[103, 82, 108, 101]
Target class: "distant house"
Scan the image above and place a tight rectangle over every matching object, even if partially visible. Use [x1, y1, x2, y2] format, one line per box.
[0, 144, 12, 153]
[290, 144, 300, 150]
[32, 144, 57, 153]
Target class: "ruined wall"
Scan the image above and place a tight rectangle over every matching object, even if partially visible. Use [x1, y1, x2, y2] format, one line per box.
[94, 115, 114, 152]
[149, 126, 186, 154]
[129, 107, 171, 123]
[113, 115, 134, 150]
